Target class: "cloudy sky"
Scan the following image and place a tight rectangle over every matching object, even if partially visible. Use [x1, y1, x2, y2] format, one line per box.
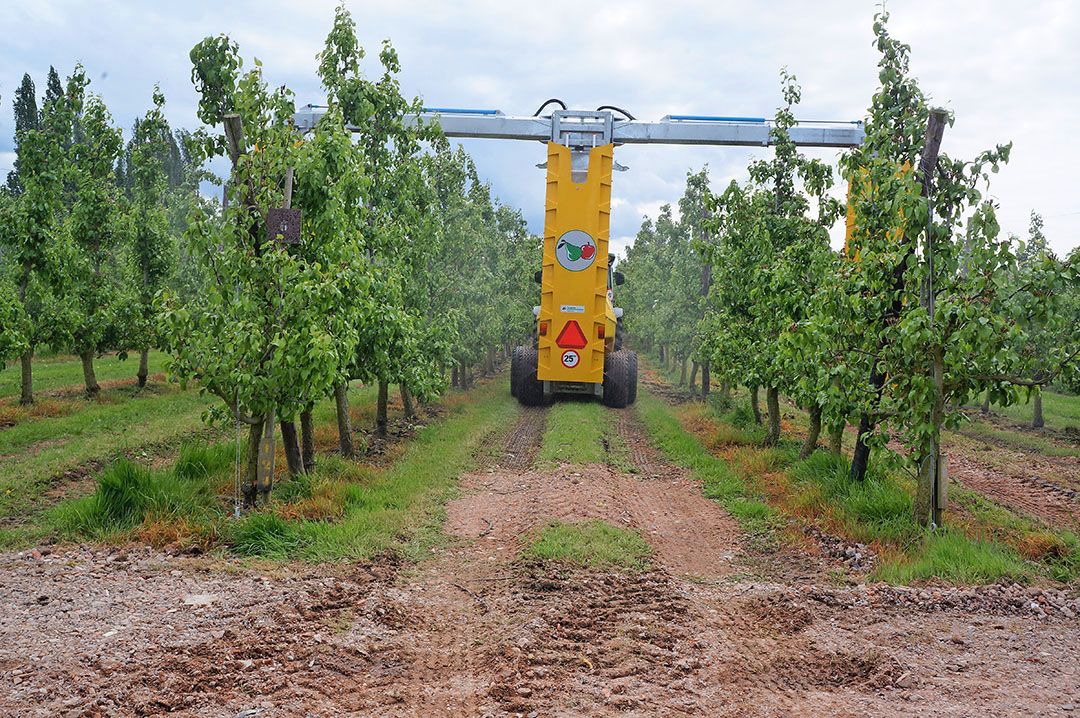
[2, 0, 1078, 257]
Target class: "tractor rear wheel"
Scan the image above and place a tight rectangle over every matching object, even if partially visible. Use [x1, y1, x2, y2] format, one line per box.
[627, 350, 638, 405]
[603, 350, 630, 408]
[517, 347, 546, 406]
[510, 346, 524, 398]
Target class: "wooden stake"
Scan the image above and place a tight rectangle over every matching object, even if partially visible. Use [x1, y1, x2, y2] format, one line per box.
[223, 114, 244, 166]
[914, 108, 949, 527]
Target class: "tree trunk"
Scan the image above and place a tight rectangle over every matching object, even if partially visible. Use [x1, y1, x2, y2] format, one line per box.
[300, 408, 316, 470]
[80, 351, 100, 397]
[334, 382, 354, 459]
[1033, 391, 1044, 428]
[850, 362, 885, 482]
[257, 410, 276, 505]
[400, 383, 415, 420]
[750, 385, 762, 425]
[679, 357, 688, 386]
[828, 423, 844, 455]
[19, 350, 33, 406]
[764, 387, 781, 446]
[280, 419, 304, 475]
[980, 389, 991, 415]
[137, 349, 149, 388]
[720, 381, 731, 402]
[376, 381, 389, 437]
[243, 419, 263, 508]
[701, 360, 710, 401]
[850, 416, 874, 482]
[659, 345, 666, 364]
[451, 364, 459, 388]
[689, 361, 699, 392]
[800, 405, 822, 459]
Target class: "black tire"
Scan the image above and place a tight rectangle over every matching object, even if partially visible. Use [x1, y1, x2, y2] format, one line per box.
[517, 347, 546, 406]
[627, 350, 638, 405]
[603, 350, 630, 408]
[510, 346, 524, 398]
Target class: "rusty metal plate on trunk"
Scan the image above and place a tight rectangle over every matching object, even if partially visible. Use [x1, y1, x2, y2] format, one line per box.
[266, 208, 301, 245]
[257, 435, 276, 489]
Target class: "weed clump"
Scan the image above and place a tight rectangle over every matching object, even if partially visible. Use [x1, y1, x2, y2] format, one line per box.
[228, 512, 303, 557]
[726, 404, 757, 429]
[174, 441, 236, 480]
[790, 452, 913, 543]
[52, 459, 212, 537]
[874, 530, 1030, 584]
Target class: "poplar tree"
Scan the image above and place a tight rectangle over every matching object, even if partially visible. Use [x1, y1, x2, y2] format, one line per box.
[5, 74, 39, 195]
[0, 67, 78, 404]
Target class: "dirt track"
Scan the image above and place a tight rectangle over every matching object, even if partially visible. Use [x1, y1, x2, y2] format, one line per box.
[1, 402, 1079, 717]
[945, 436, 1080, 530]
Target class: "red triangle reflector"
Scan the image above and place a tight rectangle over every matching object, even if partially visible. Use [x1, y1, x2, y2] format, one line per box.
[555, 320, 588, 349]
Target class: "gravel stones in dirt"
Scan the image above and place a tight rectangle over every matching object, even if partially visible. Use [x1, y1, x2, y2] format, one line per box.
[803, 525, 877, 572]
[0, 545, 391, 717]
[807, 581, 1080, 620]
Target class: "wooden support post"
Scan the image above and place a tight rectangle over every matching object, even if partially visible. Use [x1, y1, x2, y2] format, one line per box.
[223, 114, 245, 165]
[913, 108, 949, 527]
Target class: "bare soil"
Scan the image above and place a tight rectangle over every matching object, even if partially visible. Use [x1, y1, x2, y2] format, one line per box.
[1, 401, 1078, 716]
[945, 437, 1080, 530]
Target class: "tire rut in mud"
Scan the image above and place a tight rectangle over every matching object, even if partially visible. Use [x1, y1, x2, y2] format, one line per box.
[949, 451, 1080, 529]
[481, 405, 547, 472]
[488, 565, 700, 715]
[611, 407, 668, 477]
[485, 565, 900, 716]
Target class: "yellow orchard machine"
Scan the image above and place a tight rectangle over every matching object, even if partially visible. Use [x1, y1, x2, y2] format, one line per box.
[294, 101, 864, 408]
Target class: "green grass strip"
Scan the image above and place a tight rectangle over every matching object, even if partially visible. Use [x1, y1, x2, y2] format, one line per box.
[635, 388, 779, 539]
[537, 399, 613, 466]
[230, 376, 519, 561]
[0, 351, 171, 399]
[523, 519, 652, 570]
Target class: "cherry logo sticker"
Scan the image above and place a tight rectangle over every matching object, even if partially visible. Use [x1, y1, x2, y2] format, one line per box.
[555, 230, 597, 272]
[561, 350, 580, 368]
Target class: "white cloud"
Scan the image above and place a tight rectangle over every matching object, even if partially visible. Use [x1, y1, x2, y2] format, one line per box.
[1, 0, 1076, 256]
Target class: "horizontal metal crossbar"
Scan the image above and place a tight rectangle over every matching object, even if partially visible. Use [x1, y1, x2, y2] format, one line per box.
[292, 105, 865, 148]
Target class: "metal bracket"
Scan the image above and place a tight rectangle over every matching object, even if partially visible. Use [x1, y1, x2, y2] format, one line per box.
[550, 110, 613, 148]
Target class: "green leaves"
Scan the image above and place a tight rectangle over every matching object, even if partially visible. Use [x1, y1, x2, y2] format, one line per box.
[189, 35, 241, 125]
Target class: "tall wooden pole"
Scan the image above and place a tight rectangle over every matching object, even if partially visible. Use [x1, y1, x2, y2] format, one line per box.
[914, 108, 949, 527]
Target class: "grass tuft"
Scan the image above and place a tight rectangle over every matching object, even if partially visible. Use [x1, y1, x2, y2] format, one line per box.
[51, 458, 213, 538]
[228, 512, 303, 558]
[523, 519, 652, 570]
[874, 530, 1030, 584]
[174, 441, 237, 480]
[789, 452, 914, 543]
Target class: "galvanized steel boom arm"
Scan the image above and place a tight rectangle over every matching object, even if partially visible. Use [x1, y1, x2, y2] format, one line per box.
[292, 105, 865, 149]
